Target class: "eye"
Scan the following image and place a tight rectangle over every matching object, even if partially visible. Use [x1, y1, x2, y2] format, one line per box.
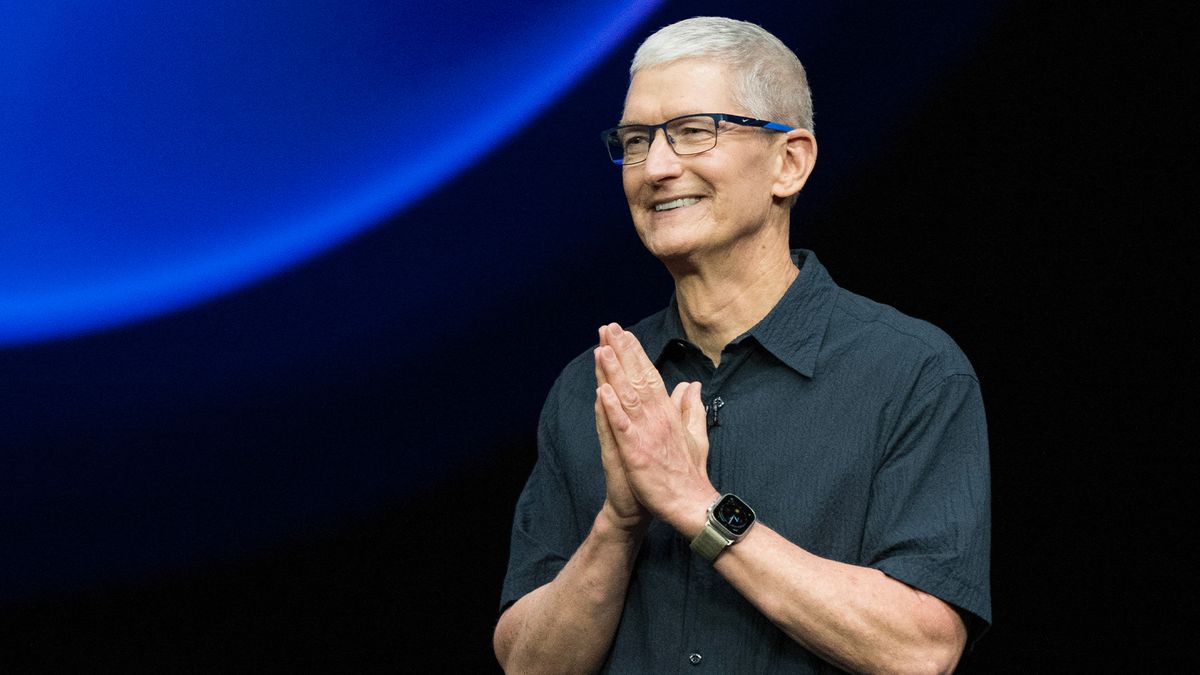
[669, 119, 716, 141]
[620, 130, 650, 150]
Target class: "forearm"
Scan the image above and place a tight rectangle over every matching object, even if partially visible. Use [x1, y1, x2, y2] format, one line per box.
[494, 508, 644, 674]
[714, 524, 966, 674]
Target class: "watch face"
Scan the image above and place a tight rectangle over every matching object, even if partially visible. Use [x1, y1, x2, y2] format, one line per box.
[713, 494, 755, 536]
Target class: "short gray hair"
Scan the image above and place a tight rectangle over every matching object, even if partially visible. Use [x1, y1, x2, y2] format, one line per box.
[630, 17, 814, 132]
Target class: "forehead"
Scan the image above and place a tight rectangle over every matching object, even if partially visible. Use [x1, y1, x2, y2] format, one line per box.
[621, 58, 739, 124]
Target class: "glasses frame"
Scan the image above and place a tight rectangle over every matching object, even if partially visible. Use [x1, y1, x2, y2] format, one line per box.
[601, 113, 795, 166]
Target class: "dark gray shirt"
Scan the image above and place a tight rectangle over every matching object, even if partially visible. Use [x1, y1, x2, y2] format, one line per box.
[501, 250, 991, 672]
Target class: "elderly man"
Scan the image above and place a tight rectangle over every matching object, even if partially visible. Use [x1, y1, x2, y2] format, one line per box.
[494, 16, 990, 673]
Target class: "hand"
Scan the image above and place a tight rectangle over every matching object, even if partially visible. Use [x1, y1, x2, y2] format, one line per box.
[594, 326, 650, 532]
[595, 323, 716, 536]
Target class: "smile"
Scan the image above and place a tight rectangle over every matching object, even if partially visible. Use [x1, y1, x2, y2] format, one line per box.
[654, 197, 699, 212]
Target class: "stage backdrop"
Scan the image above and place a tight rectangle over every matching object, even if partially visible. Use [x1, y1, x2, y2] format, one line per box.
[2, 1, 1189, 671]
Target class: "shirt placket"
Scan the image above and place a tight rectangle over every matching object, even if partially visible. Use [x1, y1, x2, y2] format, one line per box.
[675, 341, 751, 669]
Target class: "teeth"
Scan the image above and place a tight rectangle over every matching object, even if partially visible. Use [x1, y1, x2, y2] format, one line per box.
[655, 197, 699, 212]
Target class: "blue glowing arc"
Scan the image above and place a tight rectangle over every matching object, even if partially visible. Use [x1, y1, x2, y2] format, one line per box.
[0, 1, 661, 347]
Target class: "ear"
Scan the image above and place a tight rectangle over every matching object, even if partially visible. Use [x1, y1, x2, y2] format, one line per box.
[772, 128, 817, 200]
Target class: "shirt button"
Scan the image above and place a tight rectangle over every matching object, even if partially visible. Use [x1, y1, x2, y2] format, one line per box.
[688, 652, 702, 665]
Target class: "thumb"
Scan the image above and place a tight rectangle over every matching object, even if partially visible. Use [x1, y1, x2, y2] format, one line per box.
[680, 382, 710, 462]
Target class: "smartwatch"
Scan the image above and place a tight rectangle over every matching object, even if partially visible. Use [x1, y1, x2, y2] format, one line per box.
[689, 493, 756, 562]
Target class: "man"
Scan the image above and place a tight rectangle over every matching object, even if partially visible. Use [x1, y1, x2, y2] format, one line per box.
[494, 16, 990, 673]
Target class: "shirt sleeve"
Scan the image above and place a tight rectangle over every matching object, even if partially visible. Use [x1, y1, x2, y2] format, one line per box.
[499, 375, 582, 614]
[863, 371, 992, 637]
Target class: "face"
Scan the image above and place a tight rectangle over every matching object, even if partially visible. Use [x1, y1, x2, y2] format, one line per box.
[620, 59, 792, 264]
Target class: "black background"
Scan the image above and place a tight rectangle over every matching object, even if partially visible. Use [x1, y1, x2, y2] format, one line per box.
[2, 1, 1191, 671]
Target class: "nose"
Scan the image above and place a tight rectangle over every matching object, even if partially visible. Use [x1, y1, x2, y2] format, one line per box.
[641, 127, 684, 182]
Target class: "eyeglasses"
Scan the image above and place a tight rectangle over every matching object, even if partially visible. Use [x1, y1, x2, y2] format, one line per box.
[601, 113, 795, 166]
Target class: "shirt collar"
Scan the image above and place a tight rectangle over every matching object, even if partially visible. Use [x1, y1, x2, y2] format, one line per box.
[745, 249, 838, 378]
[632, 249, 838, 379]
[632, 294, 686, 368]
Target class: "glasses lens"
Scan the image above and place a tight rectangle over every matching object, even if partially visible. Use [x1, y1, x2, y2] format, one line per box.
[603, 116, 719, 165]
[667, 116, 718, 155]
[603, 129, 622, 164]
[611, 126, 650, 165]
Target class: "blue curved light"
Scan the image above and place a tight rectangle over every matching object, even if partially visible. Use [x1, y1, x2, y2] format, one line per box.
[0, 1, 661, 347]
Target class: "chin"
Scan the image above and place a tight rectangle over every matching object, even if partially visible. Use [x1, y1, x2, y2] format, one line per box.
[635, 216, 708, 257]
[642, 236, 708, 266]
[635, 225, 688, 257]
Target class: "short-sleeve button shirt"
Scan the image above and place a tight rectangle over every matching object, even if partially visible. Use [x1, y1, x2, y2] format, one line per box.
[501, 250, 991, 672]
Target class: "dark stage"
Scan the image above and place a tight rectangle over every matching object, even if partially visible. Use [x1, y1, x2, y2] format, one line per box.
[1, 1, 1189, 671]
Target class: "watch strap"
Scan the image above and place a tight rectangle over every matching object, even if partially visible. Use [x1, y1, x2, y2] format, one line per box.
[690, 519, 733, 562]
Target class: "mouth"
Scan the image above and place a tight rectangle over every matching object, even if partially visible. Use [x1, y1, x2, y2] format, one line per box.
[653, 197, 700, 212]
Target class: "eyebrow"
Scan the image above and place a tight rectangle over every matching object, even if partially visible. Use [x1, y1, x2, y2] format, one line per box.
[619, 114, 686, 125]
[616, 113, 712, 126]
[616, 112, 674, 126]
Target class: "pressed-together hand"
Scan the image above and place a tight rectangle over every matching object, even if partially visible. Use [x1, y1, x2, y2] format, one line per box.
[594, 323, 716, 536]
[594, 325, 650, 532]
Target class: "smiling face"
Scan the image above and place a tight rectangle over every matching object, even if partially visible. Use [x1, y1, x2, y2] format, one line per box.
[621, 59, 795, 267]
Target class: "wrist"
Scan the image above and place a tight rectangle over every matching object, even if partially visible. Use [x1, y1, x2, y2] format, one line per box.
[667, 488, 721, 540]
[689, 492, 757, 563]
[596, 500, 650, 541]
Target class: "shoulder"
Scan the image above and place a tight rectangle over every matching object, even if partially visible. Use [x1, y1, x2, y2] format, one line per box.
[823, 286, 977, 391]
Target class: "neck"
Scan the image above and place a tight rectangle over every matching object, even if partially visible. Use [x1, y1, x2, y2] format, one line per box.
[669, 240, 798, 366]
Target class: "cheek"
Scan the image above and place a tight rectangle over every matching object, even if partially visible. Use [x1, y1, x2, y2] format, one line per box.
[731, 164, 774, 201]
[622, 171, 640, 201]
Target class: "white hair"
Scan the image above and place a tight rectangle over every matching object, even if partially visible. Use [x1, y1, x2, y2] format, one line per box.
[630, 17, 814, 132]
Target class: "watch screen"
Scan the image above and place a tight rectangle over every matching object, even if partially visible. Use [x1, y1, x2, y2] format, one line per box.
[714, 494, 755, 535]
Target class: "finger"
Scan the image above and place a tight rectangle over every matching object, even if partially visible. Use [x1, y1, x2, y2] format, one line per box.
[597, 382, 633, 434]
[594, 346, 608, 389]
[594, 387, 618, 451]
[680, 383, 710, 476]
[597, 344, 645, 416]
[681, 383, 710, 447]
[670, 381, 690, 410]
[608, 325, 666, 395]
[610, 324, 652, 367]
[594, 348, 616, 446]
